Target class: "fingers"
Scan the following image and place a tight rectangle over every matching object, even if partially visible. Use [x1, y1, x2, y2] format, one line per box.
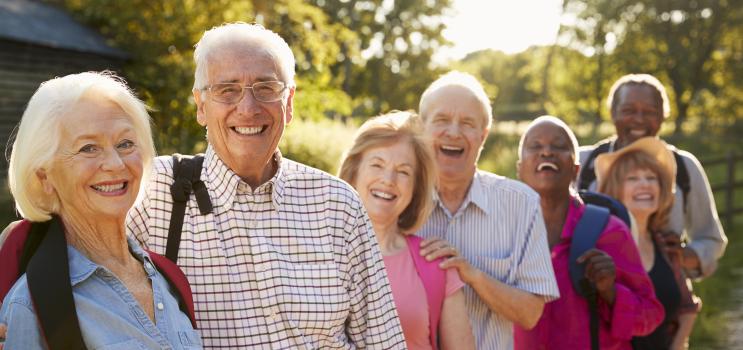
[419, 238, 459, 261]
[576, 248, 604, 264]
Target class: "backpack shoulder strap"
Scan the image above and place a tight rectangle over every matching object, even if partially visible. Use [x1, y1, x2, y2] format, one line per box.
[672, 150, 691, 211]
[167, 154, 212, 263]
[578, 140, 612, 191]
[406, 235, 446, 350]
[568, 204, 610, 350]
[147, 250, 197, 328]
[568, 204, 610, 297]
[26, 216, 87, 350]
[0, 220, 33, 301]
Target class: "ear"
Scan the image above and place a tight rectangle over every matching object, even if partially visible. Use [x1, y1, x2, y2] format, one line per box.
[285, 87, 295, 125]
[193, 89, 207, 126]
[36, 169, 55, 194]
[572, 163, 581, 182]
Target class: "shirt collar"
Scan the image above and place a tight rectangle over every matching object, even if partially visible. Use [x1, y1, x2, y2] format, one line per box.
[434, 170, 491, 216]
[67, 236, 156, 286]
[561, 195, 585, 240]
[203, 144, 285, 212]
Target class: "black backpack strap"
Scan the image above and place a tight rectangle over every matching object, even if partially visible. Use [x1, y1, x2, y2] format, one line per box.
[672, 150, 690, 212]
[569, 204, 610, 350]
[26, 216, 87, 350]
[167, 154, 212, 263]
[578, 140, 612, 191]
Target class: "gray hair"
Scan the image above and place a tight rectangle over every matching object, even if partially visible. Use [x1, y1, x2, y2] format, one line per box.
[193, 22, 296, 92]
[518, 115, 580, 165]
[607, 73, 671, 119]
[419, 71, 493, 130]
[7, 71, 155, 221]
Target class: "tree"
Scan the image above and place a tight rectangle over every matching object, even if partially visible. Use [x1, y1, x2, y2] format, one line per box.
[311, 0, 453, 115]
[57, 0, 357, 153]
[562, 0, 743, 137]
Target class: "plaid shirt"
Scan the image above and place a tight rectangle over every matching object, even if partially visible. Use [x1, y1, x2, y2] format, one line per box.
[127, 146, 405, 349]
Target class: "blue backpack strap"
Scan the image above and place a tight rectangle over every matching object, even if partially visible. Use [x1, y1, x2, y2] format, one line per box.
[568, 204, 611, 350]
[568, 204, 611, 296]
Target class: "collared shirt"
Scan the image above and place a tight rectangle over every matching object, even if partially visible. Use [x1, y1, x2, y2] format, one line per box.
[514, 197, 664, 350]
[578, 138, 727, 278]
[417, 170, 560, 350]
[0, 237, 201, 350]
[127, 145, 406, 349]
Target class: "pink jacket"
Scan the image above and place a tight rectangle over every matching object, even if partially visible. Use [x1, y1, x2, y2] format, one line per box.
[514, 197, 664, 350]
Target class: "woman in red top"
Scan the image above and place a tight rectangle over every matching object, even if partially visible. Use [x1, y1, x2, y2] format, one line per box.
[514, 116, 663, 350]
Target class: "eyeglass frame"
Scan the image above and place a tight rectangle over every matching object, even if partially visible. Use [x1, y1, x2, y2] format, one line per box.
[200, 80, 288, 104]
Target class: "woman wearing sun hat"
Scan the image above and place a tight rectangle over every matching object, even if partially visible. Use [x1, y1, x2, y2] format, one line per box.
[597, 136, 701, 350]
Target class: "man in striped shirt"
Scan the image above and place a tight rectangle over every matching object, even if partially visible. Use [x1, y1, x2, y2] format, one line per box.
[127, 23, 405, 349]
[416, 71, 560, 349]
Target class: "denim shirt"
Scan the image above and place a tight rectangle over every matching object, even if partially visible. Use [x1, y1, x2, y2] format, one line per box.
[0, 236, 202, 350]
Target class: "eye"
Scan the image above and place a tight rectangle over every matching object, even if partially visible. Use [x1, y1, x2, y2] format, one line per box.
[398, 169, 411, 176]
[78, 144, 99, 153]
[117, 139, 136, 150]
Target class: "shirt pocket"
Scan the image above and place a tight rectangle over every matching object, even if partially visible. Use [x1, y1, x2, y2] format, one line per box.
[278, 262, 349, 337]
[178, 330, 203, 349]
[473, 255, 514, 283]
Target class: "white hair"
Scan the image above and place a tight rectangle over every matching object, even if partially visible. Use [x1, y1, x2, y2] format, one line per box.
[192, 22, 296, 92]
[518, 115, 580, 165]
[7, 71, 155, 221]
[418, 70, 493, 130]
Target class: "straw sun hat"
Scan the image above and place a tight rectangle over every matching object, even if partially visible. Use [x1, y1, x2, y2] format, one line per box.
[594, 137, 677, 190]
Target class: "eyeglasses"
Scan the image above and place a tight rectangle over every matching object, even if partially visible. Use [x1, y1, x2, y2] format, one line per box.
[203, 81, 287, 104]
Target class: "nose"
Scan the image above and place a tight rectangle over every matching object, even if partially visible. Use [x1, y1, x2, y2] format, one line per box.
[381, 167, 396, 184]
[235, 87, 259, 114]
[101, 148, 126, 171]
[442, 123, 461, 137]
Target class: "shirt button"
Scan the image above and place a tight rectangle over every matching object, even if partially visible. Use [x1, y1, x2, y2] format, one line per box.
[157, 302, 164, 310]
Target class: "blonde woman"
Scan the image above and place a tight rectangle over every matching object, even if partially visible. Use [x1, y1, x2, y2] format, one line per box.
[597, 137, 700, 350]
[339, 111, 474, 350]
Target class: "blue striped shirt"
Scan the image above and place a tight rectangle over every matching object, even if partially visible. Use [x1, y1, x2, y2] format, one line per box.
[417, 170, 559, 350]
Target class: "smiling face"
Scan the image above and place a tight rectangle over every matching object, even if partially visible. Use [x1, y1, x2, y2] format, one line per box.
[353, 140, 417, 230]
[193, 44, 294, 183]
[620, 167, 661, 221]
[40, 97, 143, 221]
[421, 85, 489, 184]
[612, 84, 664, 149]
[517, 122, 578, 197]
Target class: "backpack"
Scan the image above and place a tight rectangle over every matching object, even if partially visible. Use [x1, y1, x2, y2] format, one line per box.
[0, 216, 197, 350]
[0, 153, 210, 350]
[578, 139, 691, 209]
[569, 191, 632, 350]
[405, 235, 446, 350]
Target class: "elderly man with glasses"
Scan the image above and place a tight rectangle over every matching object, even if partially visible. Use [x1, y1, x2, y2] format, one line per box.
[126, 22, 406, 349]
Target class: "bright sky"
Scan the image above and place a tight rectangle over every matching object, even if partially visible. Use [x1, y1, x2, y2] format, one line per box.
[437, 0, 563, 62]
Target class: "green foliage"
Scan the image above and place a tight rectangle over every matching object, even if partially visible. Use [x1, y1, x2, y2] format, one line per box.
[279, 118, 357, 174]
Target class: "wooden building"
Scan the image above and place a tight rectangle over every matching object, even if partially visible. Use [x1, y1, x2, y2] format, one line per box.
[0, 0, 127, 175]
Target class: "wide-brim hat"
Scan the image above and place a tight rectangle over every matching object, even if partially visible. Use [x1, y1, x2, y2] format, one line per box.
[595, 136, 676, 190]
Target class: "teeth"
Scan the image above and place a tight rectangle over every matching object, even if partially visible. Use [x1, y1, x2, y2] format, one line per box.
[371, 190, 395, 200]
[634, 194, 653, 200]
[629, 129, 646, 136]
[234, 126, 263, 135]
[92, 183, 126, 192]
[537, 162, 559, 171]
[441, 145, 463, 151]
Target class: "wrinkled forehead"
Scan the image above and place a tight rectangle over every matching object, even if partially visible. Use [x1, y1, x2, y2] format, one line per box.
[205, 44, 282, 81]
[420, 85, 489, 125]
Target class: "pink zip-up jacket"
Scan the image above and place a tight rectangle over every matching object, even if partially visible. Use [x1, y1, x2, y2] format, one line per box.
[514, 197, 664, 350]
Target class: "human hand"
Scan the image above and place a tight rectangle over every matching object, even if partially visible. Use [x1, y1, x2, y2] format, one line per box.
[577, 248, 616, 304]
[419, 237, 460, 262]
[656, 231, 684, 261]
